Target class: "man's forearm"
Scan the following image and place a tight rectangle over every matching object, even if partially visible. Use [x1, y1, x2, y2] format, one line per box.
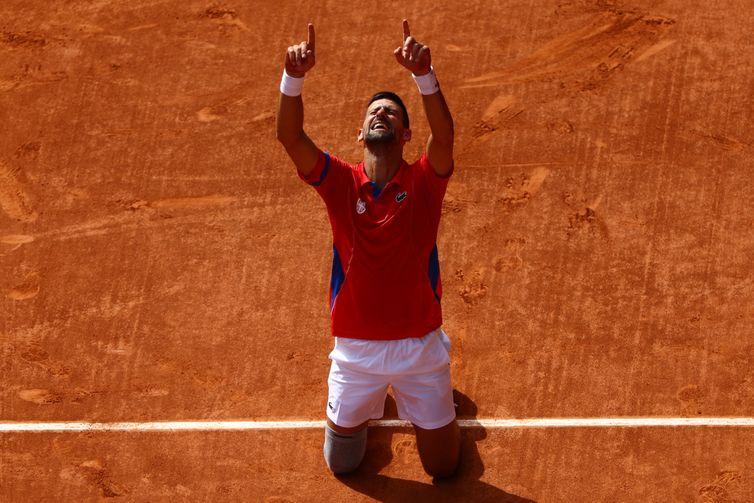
[421, 88, 454, 146]
[276, 93, 305, 147]
[275, 73, 319, 176]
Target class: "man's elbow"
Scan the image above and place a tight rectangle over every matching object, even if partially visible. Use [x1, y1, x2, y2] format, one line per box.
[434, 120, 454, 146]
[434, 129, 454, 149]
[276, 128, 298, 149]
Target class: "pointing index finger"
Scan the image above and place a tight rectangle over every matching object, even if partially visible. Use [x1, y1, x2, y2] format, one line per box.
[402, 19, 410, 41]
[307, 23, 315, 51]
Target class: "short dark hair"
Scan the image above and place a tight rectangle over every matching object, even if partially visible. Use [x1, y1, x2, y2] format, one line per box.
[367, 91, 409, 128]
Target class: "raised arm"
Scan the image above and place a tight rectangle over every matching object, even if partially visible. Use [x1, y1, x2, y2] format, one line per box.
[276, 23, 320, 177]
[394, 20, 454, 177]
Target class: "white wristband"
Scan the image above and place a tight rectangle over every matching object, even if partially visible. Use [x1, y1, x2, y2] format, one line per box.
[412, 67, 439, 95]
[280, 70, 304, 97]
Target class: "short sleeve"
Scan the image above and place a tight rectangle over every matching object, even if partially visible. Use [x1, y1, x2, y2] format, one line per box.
[297, 150, 331, 186]
[419, 153, 454, 180]
[416, 153, 453, 202]
[297, 150, 353, 206]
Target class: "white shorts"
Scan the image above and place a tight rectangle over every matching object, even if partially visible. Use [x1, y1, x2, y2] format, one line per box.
[326, 328, 455, 430]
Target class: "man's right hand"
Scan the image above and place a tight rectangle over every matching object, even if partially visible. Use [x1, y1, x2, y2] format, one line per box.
[285, 23, 316, 78]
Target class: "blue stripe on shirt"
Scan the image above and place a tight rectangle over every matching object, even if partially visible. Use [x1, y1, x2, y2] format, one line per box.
[310, 152, 331, 187]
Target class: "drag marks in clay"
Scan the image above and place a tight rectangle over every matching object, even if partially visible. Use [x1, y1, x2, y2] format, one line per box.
[688, 129, 752, 153]
[441, 190, 471, 216]
[1, 31, 47, 49]
[15, 141, 42, 159]
[201, 5, 249, 32]
[562, 191, 610, 240]
[464, 10, 676, 90]
[60, 459, 127, 498]
[699, 471, 745, 503]
[0, 160, 38, 222]
[29, 194, 239, 242]
[145, 194, 238, 211]
[497, 167, 550, 214]
[455, 269, 488, 307]
[6, 270, 40, 301]
[15, 342, 71, 377]
[0, 35, 68, 92]
[469, 94, 525, 146]
[494, 237, 527, 273]
[17, 388, 107, 406]
[196, 106, 227, 122]
[676, 384, 706, 416]
[193, 81, 260, 123]
[17, 389, 63, 405]
[1, 234, 35, 251]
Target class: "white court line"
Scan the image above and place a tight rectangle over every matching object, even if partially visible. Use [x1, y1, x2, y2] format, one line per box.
[1, 417, 754, 432]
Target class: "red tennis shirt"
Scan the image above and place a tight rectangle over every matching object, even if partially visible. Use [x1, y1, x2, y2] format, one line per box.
[299, 150, 452, 340]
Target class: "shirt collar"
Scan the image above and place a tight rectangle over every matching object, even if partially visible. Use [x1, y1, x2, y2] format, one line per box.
[357, 159, 409, 191]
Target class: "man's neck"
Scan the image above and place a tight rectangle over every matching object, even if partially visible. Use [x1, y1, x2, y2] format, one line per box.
[363, 144, 403, 188]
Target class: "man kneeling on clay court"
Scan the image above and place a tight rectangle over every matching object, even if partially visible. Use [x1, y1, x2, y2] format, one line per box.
[276, 20, 460, 478]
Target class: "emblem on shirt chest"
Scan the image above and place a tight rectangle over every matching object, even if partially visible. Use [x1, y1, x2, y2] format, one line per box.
[395, 191, 408, 203]
[356, 198, 366, 214]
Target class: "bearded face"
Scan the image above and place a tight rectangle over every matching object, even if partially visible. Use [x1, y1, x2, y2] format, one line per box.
[361, 99, 404, 146]
[364, 121, 396, 144]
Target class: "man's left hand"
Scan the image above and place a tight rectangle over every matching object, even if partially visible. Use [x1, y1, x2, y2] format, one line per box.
[393, 19, 432, 76]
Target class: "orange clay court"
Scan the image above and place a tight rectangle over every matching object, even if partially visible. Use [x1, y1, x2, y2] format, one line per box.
[1, 0, 753, 501]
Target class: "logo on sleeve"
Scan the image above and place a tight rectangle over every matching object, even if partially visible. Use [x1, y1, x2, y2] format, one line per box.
[356, 198, 366, 214]
[395, 191, 408, 203]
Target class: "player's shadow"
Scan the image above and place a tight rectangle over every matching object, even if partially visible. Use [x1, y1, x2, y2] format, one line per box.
[336, 390, 537, 502]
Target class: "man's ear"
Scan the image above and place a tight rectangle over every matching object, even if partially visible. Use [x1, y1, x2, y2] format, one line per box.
[357, 128, 364, 142]
[403, 129, 412, 142]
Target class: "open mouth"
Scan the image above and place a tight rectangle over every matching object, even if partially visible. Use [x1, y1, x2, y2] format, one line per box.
[371, 121, 389, 131]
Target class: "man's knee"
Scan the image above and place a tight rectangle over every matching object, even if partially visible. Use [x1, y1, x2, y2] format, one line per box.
[323, 425, 367, 475]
